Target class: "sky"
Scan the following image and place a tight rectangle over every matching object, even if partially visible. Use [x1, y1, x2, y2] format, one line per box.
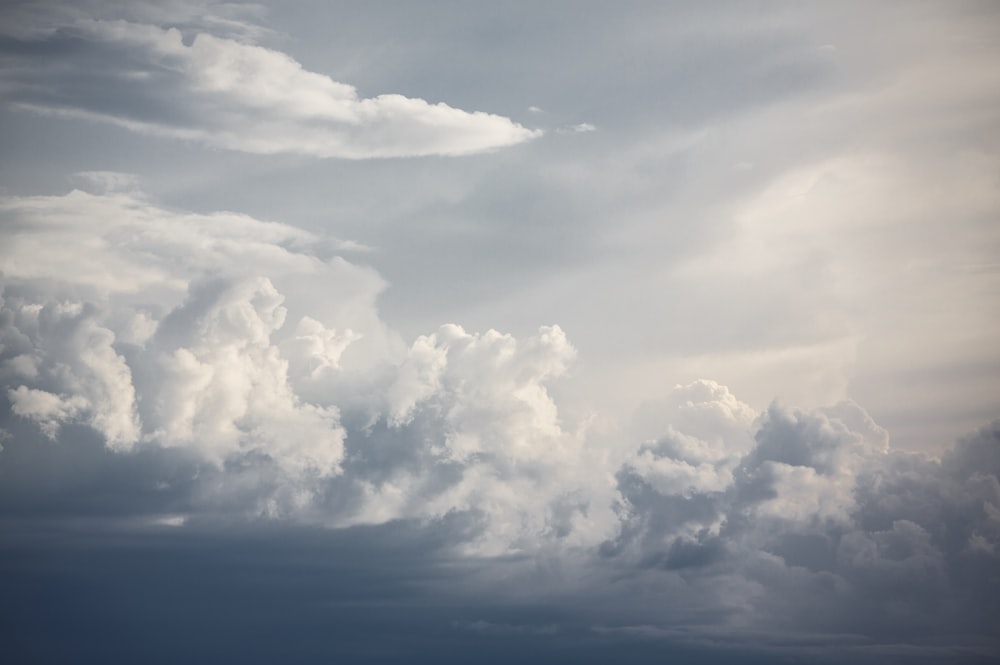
[0, 1, 998, 662]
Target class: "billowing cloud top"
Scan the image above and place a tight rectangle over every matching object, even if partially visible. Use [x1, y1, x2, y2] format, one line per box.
[0, 5, 540, 157]
[2, 2, 999, 662]
[2, 184, 999, 661]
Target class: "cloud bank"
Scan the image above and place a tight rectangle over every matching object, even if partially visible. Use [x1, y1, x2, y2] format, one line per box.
[1, 184, 998, 660]
[2, 3, 999, 660]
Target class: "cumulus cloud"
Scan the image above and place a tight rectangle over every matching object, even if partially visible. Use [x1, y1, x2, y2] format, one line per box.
[0, 5, 540, 157]
[337, 322, 602, 553]
[0, 183, 386, 511]
[600, 385, 1000, 647]
[1, 295, 140, 449]
[3, 4, 999, 661]
[0, 184, 598, 537]
[1, 183, 998, 656]
[0, 188, 335, 296]
[138, 276, 345, 478]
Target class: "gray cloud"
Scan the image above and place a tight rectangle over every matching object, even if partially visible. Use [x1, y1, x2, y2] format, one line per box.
[603, 386, 1000, 649]
[1, 182, 997, 657]
[2, 2, 999, 662]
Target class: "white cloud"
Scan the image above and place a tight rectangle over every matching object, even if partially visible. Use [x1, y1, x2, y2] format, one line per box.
[3, 179, 996, 583]
[1, 15, 540, 157]
[0, 185, 601, 541]
[2, 3, 999, 657]
[0, 184, 383, 497]
[2, 179, 999, 636]
[8, 386, 88, 440]
[337, 322, 608, 554]
[556, 122, 596, 134]
[0, 187, 328, 296]
[139, 276, 346, 477]
[738, 400, 889, 525]
[1, 297, 140, 449]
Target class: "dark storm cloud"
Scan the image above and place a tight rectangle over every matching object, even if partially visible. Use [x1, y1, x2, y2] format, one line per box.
[3, 367, 999, 661]
[0, 521, 797, 664]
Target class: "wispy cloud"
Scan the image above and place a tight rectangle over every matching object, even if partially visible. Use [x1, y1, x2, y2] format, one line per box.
[0, 13, 540, 157]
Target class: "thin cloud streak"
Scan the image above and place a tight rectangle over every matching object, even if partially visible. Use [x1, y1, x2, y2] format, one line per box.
[0, 14, 540, 157]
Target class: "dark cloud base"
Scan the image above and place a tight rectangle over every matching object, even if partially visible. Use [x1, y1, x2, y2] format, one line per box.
[2, 419, 999, 664]
[6, 521, 967, 665]
[2, 523, 997, 664]
[0, 282, 997, 662]
[1, 3, 999, 662]
[1, 521, 771, 665]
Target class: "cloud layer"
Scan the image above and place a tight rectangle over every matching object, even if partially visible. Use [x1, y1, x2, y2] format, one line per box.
[1, 184, 998, 659]
[0, 6, 539, 157]
[2, 3, 999, 661]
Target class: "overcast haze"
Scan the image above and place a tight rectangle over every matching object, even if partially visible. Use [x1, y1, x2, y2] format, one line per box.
[1, 1, 999, 662]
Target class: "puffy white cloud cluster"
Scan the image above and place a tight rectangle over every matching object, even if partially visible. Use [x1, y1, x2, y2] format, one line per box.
[0, 5, 539, 157]
[0, 185, 377, 510]
[339, 322, 603, 553]
[628, 380, 757, 497]
[613, 383, 893, 554]
[136, 276, 345, 477]
[3, 298, 140, 450]
[603, 382, 999, 640]
[0, 185, 599, 539]
[1, 183, 998, 646]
